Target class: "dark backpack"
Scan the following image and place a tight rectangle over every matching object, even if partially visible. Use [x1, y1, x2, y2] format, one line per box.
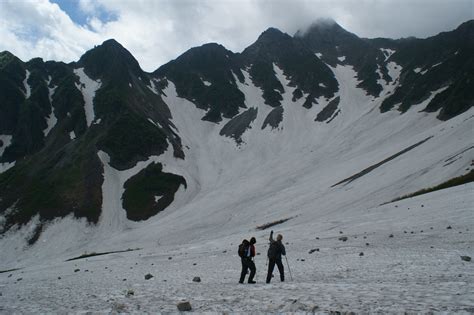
[267, 241, 280, 259]
[238, 240, 249, 258]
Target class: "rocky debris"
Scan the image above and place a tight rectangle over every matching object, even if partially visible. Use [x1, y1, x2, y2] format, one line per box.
[168, 257, 172, 260]
[74, 269, 80, 272]
[16, 278, 22, 281]
[359, 252, 364, 257]
[58, 277, 61, 280]
[123, 278, 127, 281]
[389, 234, 394, 238]
[192, 277, 201, 282]
[316, 237, 319, 240]
[301, 259, 306, 262]
[365, 243, 370, 246]
[338, 236, 348, 242]
[177, 301, 192, 312]
[308, 248, 320, 254]
[447, 226, 452, 229]
[339, 231, 343, 234]
[193, 263, 197, 266]
[222, 250, 227, 253]
[461, 256, 471, 262]
[144, 273, 154, 280]
[126, 289, 134, 297]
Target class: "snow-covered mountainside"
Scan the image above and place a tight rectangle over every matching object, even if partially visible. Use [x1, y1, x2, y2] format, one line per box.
[0, 20, 473, 313]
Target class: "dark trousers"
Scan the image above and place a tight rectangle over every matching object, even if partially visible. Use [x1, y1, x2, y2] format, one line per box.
[266, 258, 284, 283]
[239, 258, 256, 283]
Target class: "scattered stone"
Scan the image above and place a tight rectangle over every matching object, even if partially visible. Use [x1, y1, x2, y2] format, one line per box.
[301, 259, 305, 262]
[458, 274, 462, 277]
[0, 292, 2, 296]
[316, 237, 320, 240]
[126, 289, 134, 297]
[420, 230, 423, 233]
[389, 234, 394, 238]
[84, 270, 89, 272]
[151, 263, 154, 266]
[308, 249, 319, 254]
[16, 278, 22, 281]
[338, 236, 348, 242]
[192, 277, 201, 282]
[123, 279, 127, 281]
[421, 205, 424, 207]
[8, 274, 12, 278]
[430, 227, 433, 230]
[410, 231, 414, 234]
[285, 242, 289, 245]
[359, 252, 364, 256]
[257, 253, 261, 256]
[193, 263, 197, 266]
[339, 231, 343, 234]
[461, 256, 471, 262]
[58, 277, 61, 280]
[177, 301, 192, 312]
[168, 257, 172, 260]
[105, 267, 108, 269]
[222, 250, 227, 253]
[145, 273, 154, 280]
[363, 236, 367, 239]
[459, 231, 463, 234]
[366, 243, 370, 246]
[404, 231, 407, 234]
[430, 246, 434, 249]
[395, 205, 398, 208]
[74, 269, 80, 272]
[447, 226, 452, 230]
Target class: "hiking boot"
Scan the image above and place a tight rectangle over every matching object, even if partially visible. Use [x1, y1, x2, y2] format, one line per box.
[248, 280, 256, 284]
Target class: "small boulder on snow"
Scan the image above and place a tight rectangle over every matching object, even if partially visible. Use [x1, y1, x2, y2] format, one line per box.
[192, 277, 201, 282]
[461, 256, 471, 262]
[144, 273, 154, 280]
[338, 236, 348, 242]
[177, 301, 192, 311]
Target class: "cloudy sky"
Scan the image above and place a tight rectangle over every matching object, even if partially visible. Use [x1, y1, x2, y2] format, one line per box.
[0, 0, 472, 71]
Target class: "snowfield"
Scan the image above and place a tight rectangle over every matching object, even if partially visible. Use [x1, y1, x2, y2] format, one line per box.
[0, 62, 473, 313]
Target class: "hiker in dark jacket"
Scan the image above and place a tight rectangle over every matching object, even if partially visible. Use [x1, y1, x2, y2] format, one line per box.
[266, 230, 286, 283]
[239, 237, 257, 284]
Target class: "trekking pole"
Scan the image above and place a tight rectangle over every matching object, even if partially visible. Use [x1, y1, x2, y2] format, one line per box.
[285, 256, 293, 281]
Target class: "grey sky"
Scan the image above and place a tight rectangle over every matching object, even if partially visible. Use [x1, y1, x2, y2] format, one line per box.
[0, 0, 472, 71]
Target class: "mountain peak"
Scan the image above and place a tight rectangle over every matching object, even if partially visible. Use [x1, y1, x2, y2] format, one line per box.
[77, 39, 142, 79]
[295, 18, 349, 38]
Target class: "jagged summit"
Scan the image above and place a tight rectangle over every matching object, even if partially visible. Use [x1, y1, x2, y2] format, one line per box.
[77, 38, 143, 80]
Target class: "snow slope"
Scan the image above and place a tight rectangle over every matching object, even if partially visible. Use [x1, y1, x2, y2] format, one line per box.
[0, 61, 473, 312]
[74, 68, 102, 127]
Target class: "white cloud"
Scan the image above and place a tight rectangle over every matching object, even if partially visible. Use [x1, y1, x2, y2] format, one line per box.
[0, 0, 472, 72]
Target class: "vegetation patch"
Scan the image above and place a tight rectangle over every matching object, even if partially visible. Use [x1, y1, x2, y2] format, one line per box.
[0, 268, 22, 274]
[386, 170, 474, 204]
[66, 248, 141, 262]
[122, 162, 187, 221]
[332, 137, 432, 187]
[256, 216, 295, 230]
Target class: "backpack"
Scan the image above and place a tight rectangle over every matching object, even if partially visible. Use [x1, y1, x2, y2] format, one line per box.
[238, 240, 249, 258]
[267, 241, 280, 259]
